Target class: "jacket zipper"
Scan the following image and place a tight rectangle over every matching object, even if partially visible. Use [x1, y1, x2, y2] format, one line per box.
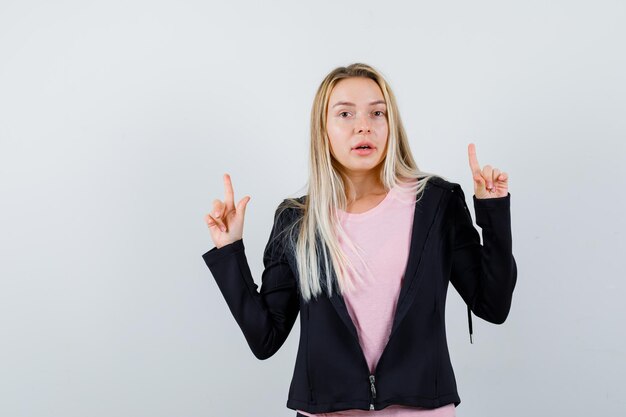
[369, 374, 376, 410]
[342, 304, 377, 410]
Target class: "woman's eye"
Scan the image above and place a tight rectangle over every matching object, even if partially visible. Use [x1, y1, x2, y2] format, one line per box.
[338, 111, 385, 118]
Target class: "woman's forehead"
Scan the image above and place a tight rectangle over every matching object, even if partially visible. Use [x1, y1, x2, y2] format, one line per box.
[330, 77, 384, 102]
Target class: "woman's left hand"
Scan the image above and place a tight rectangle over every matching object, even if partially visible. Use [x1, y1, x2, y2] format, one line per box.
[468, 143, 509, 199]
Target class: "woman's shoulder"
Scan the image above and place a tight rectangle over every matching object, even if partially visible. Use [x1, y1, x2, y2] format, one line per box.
[280, 195, 307, 209]
[271, 196, 306, 226]
[424, 175, 462, 193]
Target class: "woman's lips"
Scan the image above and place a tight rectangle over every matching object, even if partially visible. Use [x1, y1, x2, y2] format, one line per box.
[352, 147, 375, 156]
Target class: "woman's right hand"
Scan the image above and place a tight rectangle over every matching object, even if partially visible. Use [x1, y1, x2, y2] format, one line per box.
[204, 173, 251, 249]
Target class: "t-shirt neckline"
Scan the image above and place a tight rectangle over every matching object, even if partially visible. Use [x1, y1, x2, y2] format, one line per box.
[337, 186, 396, 221]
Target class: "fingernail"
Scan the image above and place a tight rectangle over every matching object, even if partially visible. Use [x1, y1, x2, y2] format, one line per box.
[220, 226, 226, 232]
[213, 211, 220, 218]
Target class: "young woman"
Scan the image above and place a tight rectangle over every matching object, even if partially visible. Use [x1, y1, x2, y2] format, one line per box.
[203, 63, 517, 416]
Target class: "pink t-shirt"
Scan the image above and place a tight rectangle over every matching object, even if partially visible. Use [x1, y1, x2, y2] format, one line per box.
[297, 182, 456, 417]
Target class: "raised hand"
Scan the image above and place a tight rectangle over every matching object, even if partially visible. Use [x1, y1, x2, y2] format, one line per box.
[204, 173, 251, 249]
[468, 143, 509, 199]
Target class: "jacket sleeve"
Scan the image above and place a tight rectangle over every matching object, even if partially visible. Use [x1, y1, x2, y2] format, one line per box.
[201, 200, 300, 360]
[449, 186, 517, 325]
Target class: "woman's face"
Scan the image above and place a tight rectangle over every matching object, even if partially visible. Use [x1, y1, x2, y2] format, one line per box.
[326, 77, 389, 176]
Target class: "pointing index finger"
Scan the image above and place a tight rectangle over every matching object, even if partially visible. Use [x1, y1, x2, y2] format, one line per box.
[223, 173, 235, 210]
[468, 143, 482, 175]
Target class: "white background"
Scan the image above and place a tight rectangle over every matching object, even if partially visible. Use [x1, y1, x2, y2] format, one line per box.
[1, 1, 625, 416]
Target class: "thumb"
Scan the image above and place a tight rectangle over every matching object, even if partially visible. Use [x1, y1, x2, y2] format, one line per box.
[237, 195, 251, 215]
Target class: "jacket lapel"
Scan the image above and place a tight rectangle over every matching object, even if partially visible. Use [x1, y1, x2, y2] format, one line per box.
[328, 180, 447, 342]
[390, 182, 446, 336]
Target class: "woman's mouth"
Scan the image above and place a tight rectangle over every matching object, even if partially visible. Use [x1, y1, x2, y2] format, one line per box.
[352, 146, 375, 156]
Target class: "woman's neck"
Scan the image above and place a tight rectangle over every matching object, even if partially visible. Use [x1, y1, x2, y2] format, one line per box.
[343, 176, 386, 201]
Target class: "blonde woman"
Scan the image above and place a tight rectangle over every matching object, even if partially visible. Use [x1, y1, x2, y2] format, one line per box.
[203, 63, 517, 416]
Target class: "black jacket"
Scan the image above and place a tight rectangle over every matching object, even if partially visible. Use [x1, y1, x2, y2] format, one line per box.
[202, 176, 517, 414]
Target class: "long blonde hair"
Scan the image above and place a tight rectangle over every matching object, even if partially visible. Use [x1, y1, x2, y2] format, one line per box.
[277, 63, 444, 303]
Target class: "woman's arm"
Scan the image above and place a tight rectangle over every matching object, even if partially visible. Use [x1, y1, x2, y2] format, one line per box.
[202, 200, 300, 359]
[449, 186, 518, 324]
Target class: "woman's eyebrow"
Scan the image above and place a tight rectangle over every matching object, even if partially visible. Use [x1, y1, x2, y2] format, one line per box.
[331, 100, 386, 108]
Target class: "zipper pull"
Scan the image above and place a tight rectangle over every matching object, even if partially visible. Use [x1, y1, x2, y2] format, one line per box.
[369, 374, 376, 410]
[369, 375, 377, 398]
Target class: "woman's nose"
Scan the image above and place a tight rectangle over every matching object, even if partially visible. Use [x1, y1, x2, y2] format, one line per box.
[355, 115, 372, 134]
